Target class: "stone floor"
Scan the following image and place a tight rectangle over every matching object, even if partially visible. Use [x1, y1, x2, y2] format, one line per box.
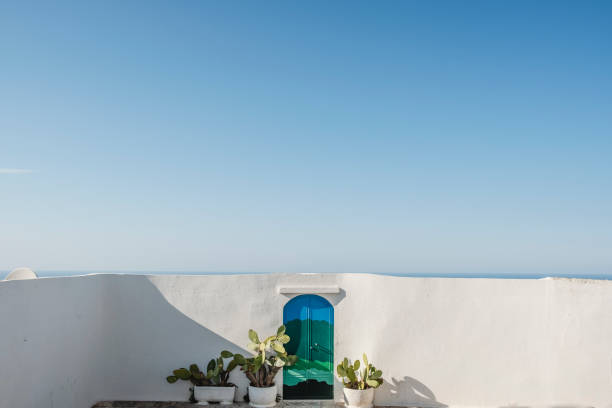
[92, 402, 344, 408]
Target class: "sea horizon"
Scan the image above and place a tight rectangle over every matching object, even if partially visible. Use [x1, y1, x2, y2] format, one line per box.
[2, 270, 611, 281]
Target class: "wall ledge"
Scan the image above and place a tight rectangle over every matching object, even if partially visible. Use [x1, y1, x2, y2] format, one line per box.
[277, 285, 340, 294]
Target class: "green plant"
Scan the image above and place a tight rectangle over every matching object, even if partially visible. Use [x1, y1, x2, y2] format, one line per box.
[336, 353, 383, 390]
[238, 325, 298, 387]
[166, 350, 244, 387]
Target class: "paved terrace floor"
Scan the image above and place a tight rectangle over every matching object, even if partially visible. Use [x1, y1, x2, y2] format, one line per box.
[92, 402, 347, 408]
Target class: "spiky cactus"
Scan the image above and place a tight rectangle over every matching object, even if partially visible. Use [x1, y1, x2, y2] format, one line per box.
[203, 350, 246, 386]
[166, 350, 245, 402]
[238, 325, 298, 387]
[336, 353, 383, 390]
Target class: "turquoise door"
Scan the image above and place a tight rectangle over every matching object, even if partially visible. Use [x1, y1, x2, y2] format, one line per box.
[283, 295, 334, 399]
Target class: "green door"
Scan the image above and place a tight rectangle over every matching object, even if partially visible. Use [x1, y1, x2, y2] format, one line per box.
[283, 295, 334, 399]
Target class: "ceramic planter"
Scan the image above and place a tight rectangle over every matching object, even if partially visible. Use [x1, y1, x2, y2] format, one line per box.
[343, 387, 374, 408]
[248, 385, 277, 408]
[193, 385, 236, 405]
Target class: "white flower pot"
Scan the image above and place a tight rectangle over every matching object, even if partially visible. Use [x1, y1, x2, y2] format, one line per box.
[343, 387, 374, 408]
[193, 385, 236, 405]
[248, 385, 277, 408]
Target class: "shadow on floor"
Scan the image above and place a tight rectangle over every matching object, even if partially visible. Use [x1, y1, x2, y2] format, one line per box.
[378, 376, 447, 408]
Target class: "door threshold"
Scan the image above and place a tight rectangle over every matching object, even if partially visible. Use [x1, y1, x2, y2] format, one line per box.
[283, 400, 335, 402]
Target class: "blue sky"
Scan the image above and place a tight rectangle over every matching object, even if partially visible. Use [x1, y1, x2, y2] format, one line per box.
[1, 1, 611, 275]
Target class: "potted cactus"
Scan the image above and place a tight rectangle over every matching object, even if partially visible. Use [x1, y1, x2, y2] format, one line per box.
[336, 353, 383, 408]
[167, 350, 244, 405]
[239, 325, 298, 408]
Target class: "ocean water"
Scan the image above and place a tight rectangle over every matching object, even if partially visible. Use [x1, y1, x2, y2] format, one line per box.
[1, 270, 612, 281]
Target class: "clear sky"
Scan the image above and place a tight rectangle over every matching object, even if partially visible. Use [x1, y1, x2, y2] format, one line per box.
[1, 1, 611, 276]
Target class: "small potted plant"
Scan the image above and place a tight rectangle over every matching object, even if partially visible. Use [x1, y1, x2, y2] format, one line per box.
[336, 353, 383, 408]
[167, 350, 244, 405]
[239, 325, 298, 408]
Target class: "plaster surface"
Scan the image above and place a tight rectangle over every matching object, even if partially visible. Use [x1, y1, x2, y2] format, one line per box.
[1, 273, 611, 408]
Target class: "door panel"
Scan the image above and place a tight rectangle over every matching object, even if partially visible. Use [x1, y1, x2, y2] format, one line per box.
[283, 295, 334, 400]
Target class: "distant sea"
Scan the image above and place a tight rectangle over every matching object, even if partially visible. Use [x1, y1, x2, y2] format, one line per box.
[1, 270, 612, 281]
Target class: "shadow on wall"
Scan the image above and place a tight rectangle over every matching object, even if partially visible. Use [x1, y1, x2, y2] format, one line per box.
[94, 275, 253, 403]
[2, 274, 448, 408]
[377, 376, 447, 408]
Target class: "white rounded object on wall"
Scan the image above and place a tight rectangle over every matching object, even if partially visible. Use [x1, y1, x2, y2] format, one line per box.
[5, 267, 37, 281]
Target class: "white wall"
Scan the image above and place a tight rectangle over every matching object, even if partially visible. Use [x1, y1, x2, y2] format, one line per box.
[0, 275, 113, 408]
[1, 274, 611, 408]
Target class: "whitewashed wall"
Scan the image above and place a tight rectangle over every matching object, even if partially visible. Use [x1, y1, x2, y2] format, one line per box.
[1, 274, 611, 408]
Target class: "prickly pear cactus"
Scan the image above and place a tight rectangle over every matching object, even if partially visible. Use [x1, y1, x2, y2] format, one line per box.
[165, 349, 244, 400]
[336, 353, 383, 389]
[238, 325, 298, 388]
